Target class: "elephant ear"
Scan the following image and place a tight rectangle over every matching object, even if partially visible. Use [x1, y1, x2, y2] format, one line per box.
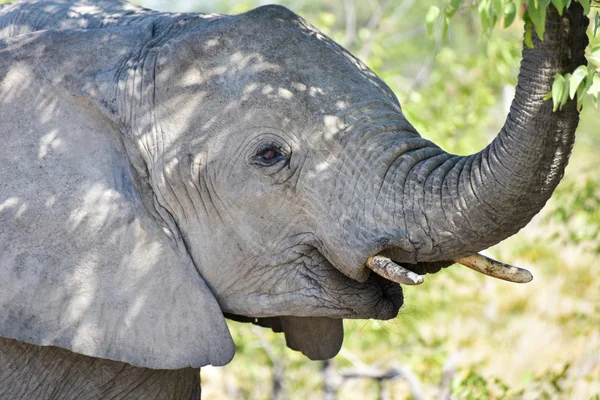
[0, 25, 234, 369]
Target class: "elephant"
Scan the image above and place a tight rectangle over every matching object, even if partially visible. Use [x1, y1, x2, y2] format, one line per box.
[0, 0, 588, 398]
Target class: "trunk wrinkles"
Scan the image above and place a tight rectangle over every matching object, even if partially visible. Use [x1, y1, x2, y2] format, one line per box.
[408, 3, 589, 261]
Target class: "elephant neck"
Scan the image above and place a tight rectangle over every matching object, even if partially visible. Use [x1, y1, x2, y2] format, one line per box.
[0, 338, 201, 400]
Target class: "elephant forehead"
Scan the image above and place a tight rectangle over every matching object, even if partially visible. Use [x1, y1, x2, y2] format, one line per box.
[154, 6, 399, 120]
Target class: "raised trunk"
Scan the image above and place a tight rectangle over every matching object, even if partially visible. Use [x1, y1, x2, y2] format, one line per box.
[403, 3, 588, 262]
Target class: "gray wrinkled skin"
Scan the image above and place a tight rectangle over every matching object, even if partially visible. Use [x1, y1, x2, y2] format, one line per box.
[0, 0, 588, 398]
[0, 338, 201, 400]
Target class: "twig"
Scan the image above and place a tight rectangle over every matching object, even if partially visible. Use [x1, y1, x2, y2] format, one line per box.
[358, 0, 416, 61]
[437, 353, 458, 400]
[323, 359, 338, 400]
[252, 326, 285, 400]
[328, 363, 424, 400]
[342, 0, 356, 48]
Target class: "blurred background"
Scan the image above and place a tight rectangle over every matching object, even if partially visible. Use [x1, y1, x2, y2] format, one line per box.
[3, 0, 598, 398]
[134, 1, 600, 399]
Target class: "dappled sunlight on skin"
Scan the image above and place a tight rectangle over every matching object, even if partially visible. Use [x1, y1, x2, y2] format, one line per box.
[0, 11, 233, 369]
[0, 1, 595, 398]
[0, 1, 415, 374]
[0, 0, 157, 36]
[128, 5, 420, 315]
[0, 61, 34, 104]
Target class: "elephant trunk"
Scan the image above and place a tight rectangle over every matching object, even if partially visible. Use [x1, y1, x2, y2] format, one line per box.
[401, 3, 588, 263]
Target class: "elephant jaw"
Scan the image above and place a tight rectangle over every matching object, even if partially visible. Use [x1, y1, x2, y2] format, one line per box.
[222, 314, 344, 360]
[365, 253, 533, 285]
[280, 316, 343, 360]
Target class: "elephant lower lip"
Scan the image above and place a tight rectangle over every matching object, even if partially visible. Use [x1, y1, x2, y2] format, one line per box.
[367, 273, 403, 320]
[283, 243, 404, 319]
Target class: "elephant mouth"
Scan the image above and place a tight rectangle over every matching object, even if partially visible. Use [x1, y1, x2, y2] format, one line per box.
[365, 252, 534, 286]
[363, 271, 404, 320]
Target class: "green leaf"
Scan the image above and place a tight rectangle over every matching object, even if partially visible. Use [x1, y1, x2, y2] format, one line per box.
[595, 12, 599, 36]
[578, 0, 590, 15]
[442, 16, 450, 41]
[478, 0, 491, 33]
[587, 74, 600, 97]
[552, 0, 567, 15]
[576, 86, 585, 110]
[476, 0, 500, 35]
[492, 0, 503, 21]
[590, 46, 600, 67]
[588, 73, 600, 108]
[525, 24, 534, 48]
[445, 8, 458, 19]
[561, 73, 571, 109]
[584, 71, 595, 93]
[576, 77, 588, 110]
[426, 6, 441, 37]
[551, 73, 566, 111]
[446, 0, 464, 18]
[538, 2, 547, 38]
[504, 2, 517, 28]
[570, 65, 588, 99]
[527, 0, 547, 39]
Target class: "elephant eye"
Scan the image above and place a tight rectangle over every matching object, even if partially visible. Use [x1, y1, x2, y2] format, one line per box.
[252, 144, 287, 167]
[260, 148, 278, 160]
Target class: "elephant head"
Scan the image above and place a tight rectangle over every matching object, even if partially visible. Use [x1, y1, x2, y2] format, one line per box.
[0, 0, 588, 368]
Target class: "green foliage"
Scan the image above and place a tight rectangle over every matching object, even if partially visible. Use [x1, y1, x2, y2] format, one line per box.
[538, 0, 600, 111]
[452, 371, 510, 399]
[400, 37, 521, 154]
[429, 0, 599, 38]
[545, 177, 600, 252]
[548, 72, 568, 111]
[425, 0, 600, 111]
[504, 2, 518, 27]
[518, 363, 572, 399]
[570, 65, 588, 99]
[548, 63, 600, 111]
[552, 0, 570, 16]
[526, 0, 548, 38]
[426, 6, 442, 37]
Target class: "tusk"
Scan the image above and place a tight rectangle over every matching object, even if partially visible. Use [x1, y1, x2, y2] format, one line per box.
[366, 256, 424, 285]
[456, 254, 533, 283]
